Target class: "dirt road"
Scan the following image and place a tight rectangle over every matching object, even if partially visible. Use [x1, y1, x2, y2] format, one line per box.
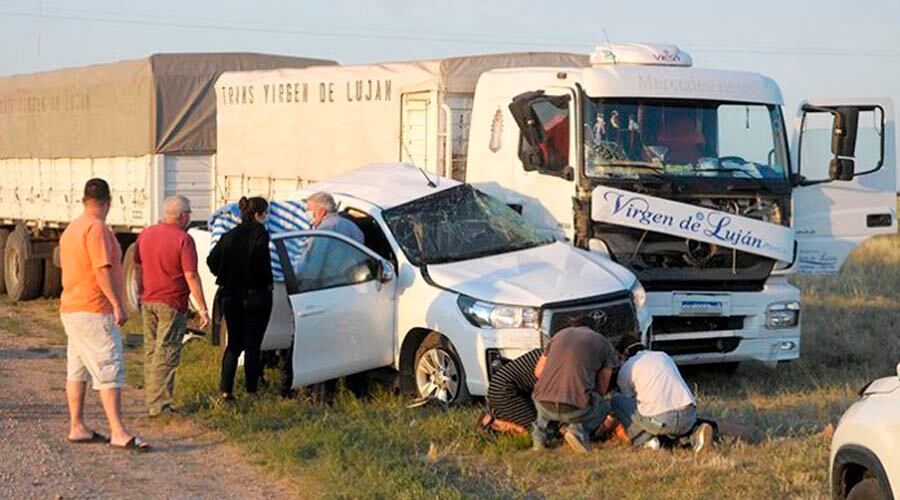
[0, 303, 297, 499]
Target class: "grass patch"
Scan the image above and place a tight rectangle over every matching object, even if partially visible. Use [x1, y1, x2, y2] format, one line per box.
[157, 231, 900, 498]
[0, 314, 27, 336]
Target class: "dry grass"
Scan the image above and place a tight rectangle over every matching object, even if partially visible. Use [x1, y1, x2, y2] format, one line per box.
[6, 228, 898, 499]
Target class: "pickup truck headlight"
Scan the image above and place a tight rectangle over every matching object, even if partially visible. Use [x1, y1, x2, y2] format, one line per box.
[765, 301, 800, 329]
[630, 280, 647, 310]
[457, 295, 539, 329]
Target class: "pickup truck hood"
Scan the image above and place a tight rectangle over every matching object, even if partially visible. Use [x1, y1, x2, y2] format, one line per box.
[426, 242, 633, 307]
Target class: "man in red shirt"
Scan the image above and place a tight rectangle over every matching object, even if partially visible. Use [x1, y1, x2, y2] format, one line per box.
[135, 195, 209, 417]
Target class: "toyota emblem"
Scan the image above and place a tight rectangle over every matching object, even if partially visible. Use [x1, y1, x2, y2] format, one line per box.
[588, 310, 608, 327]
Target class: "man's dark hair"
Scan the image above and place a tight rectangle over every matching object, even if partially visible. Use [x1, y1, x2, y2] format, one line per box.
[83, 178, 111, 203]
[616, 334, 646, 358]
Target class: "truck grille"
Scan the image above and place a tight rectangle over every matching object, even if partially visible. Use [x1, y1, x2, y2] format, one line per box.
[541, 296, 638, 345]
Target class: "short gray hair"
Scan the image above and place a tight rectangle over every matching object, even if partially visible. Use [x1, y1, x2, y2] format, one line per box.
[307, 192, 336, 213]
[164, 195, 191, 218]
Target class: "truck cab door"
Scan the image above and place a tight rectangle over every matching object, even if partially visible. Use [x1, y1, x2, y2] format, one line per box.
[792, 98, 896, 274]
[273, 230, 397, 388]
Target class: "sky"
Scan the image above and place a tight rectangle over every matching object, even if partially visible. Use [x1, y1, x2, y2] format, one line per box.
[1, 0, 899, 185]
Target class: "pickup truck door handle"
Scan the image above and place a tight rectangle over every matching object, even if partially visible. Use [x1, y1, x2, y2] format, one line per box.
[296, 306, 325, 318]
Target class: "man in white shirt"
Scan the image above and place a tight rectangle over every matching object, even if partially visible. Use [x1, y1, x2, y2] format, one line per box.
[611, 334, 714, 452]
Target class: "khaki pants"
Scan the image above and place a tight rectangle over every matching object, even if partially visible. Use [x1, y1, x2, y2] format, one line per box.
[142, 302, 188, 416]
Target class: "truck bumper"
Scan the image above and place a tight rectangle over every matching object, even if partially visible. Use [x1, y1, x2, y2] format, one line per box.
[646, 277, 801, 367]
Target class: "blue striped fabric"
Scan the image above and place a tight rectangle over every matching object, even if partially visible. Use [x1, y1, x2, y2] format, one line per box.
[207, 199, 311, 282]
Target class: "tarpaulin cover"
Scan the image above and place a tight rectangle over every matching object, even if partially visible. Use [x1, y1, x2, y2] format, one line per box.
[0, 53, 336, 159]
[208, 199, 310, 282]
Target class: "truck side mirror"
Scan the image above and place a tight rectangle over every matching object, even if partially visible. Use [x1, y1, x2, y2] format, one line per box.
[509, 91, 572, 179]
[509, 91, 548, 172]
[828, 107, 859, 181]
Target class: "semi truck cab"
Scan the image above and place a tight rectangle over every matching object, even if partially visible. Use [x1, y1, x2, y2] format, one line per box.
[464, 43, 897, 366]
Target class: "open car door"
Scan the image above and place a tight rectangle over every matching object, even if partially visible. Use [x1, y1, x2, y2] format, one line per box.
[273, 230, 397, 388]
[792, 97, 896, 274]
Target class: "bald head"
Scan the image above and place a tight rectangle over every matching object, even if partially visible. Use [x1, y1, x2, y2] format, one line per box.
[164, 195, 192, 227]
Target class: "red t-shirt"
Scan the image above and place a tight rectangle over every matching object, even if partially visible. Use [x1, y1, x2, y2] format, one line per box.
[134, 222, 198, 312]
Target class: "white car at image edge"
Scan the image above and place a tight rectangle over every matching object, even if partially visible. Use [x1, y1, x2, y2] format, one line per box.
[191, 163, 651, 404]
[831, 363, 900, 499]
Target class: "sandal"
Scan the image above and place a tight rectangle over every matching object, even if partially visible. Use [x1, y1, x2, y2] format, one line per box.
[110, 436, 151, 453]
[476, 412, 497, 434]
[67, 431, 110, 444]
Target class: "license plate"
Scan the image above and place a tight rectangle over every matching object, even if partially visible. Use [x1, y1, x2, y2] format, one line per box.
[675, 294, 729, 316]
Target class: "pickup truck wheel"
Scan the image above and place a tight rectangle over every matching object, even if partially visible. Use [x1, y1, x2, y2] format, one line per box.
[414, 334, 470, 405]
[0, 228, 9, 295]
[122, 243, 141, 315]
[4, 226, 43, 302]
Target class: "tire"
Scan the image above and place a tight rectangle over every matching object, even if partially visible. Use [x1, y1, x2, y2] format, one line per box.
[846, 478, 886, 500]
[42, 255, 62, 298]
[122, 242, 141, 315]
[0, 228, 9, 295]
[413, 333, 470, 405]
[4, 226, 43, 301]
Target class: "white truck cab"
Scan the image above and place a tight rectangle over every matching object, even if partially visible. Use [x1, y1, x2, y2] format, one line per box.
[193, 164, 650, 403]
[464, 43, 896, 367]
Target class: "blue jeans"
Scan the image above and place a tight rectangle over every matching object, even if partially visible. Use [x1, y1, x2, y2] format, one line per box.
[611, 394, 697, 446]
[532, 393, 610, 446]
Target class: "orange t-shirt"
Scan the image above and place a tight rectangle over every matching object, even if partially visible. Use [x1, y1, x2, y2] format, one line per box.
[59, 214, 124, 314]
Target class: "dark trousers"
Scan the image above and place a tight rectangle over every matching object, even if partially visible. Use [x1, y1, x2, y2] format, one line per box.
[219, 288, 273, 395]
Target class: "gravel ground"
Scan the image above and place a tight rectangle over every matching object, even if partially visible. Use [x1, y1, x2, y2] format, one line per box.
[0, 312, 298, 500]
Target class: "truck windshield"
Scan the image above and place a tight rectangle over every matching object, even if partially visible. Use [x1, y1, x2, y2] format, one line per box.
[584, 98, 789, 181]
[382, 185, 552, 266]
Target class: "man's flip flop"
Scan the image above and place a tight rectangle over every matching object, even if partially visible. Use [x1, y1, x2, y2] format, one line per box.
[110, 437, 151, 453]
[67, 431, 110, 444]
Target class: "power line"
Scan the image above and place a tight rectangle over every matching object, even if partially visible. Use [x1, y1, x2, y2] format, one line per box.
[1, 6, 899, 58]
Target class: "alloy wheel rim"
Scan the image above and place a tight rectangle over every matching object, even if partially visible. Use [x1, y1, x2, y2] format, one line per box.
[415, 348, 459, 403]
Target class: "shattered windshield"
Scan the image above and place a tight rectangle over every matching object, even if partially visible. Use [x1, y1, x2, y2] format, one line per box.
[382, 185, 552, 266]
[584, 98, 789, 181]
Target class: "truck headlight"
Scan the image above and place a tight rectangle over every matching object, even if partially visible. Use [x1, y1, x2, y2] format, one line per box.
[630, 280, 647, 310]
[765, 301, 800, 329]
[457, 295, 539, 330]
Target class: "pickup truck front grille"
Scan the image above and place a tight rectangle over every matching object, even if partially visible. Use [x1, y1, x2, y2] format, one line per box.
[541, 296, 638, 345]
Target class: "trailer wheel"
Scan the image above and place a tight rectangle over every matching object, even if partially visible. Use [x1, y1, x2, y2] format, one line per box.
[4, 226, 43, 302]
[0, 228, 9, 295]
[122, 242, 141, 315]
[42, 255, 63, 298]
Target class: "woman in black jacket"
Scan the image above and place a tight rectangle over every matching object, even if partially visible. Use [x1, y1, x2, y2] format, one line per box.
[207, 197, 273, 399]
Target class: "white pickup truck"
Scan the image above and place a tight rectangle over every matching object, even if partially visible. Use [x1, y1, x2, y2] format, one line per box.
[192, 163, 651, 403]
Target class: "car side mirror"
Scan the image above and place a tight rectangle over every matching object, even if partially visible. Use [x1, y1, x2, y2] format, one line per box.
[828, 107, 859, 181]
[378, 260, 395, 283]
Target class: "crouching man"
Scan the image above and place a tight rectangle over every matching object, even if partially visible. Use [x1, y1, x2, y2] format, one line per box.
[531, 325, 618, 454]
[611, 335, 714, 452]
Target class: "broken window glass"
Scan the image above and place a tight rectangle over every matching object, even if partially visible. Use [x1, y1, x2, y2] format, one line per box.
[382, 185, 552, 266]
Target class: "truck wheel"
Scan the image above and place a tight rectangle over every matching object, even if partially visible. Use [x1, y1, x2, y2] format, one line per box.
[42, 255, 62, 298]
[413, 333, 470, 405]
[846, 478, 884, 500]
[4, 226, 43, 301]
[122, 242, 141, 315]
[0, 228, 9, 295]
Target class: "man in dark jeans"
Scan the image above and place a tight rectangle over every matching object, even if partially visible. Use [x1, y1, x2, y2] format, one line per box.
[531, 325, 618, 454]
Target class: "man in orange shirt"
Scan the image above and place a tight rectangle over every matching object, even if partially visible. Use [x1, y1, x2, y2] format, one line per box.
[59, 178, 149, 451]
